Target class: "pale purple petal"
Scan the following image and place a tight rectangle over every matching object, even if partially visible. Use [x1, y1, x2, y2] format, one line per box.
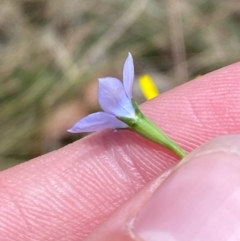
[98, 77, 135, 118]
[68, 112, 127, 133]
[123, 53, 134, 99]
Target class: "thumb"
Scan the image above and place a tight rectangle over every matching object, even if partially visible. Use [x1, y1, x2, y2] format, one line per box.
[84, 134, 240, 241]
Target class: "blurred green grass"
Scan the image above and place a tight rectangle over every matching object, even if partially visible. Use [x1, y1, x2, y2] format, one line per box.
[1, 0, 240, 170]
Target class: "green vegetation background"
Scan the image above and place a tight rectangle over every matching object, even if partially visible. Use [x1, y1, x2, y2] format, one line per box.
[1, 0, 240, 170]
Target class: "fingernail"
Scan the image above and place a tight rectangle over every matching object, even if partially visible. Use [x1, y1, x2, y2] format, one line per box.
[133, 135, 240, 241]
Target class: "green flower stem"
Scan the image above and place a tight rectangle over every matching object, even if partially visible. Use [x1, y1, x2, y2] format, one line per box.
[118, 101, 187, 158]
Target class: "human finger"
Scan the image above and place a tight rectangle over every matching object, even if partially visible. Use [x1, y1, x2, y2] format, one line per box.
[85, 135, 240, 241]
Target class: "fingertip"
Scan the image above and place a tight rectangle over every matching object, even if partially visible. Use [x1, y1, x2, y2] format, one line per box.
[133, 134, 240, 241]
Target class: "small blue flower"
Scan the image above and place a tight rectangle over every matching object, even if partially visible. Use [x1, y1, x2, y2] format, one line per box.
[68, 53, 187, 158]
[68, 53, 136, 133]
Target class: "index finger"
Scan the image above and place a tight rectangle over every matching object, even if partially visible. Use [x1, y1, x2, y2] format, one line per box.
[0, 63, 240, 240]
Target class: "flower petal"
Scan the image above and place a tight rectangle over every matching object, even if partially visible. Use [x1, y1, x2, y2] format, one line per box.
[98, 77, 135, 118]
[68, 112, 127, 133]
[123, 52, 134, 99]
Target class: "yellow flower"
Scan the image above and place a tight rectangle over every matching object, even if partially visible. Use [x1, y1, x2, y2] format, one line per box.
[138, 74, 159, 100]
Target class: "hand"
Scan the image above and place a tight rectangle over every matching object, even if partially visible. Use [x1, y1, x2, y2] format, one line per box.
[1, 63, 240, 241]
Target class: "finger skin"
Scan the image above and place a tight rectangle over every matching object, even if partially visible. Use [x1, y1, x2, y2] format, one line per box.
[0, 63, 240, 240]
[134, 135, 240, 241]
[84, 135, 240, 241]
